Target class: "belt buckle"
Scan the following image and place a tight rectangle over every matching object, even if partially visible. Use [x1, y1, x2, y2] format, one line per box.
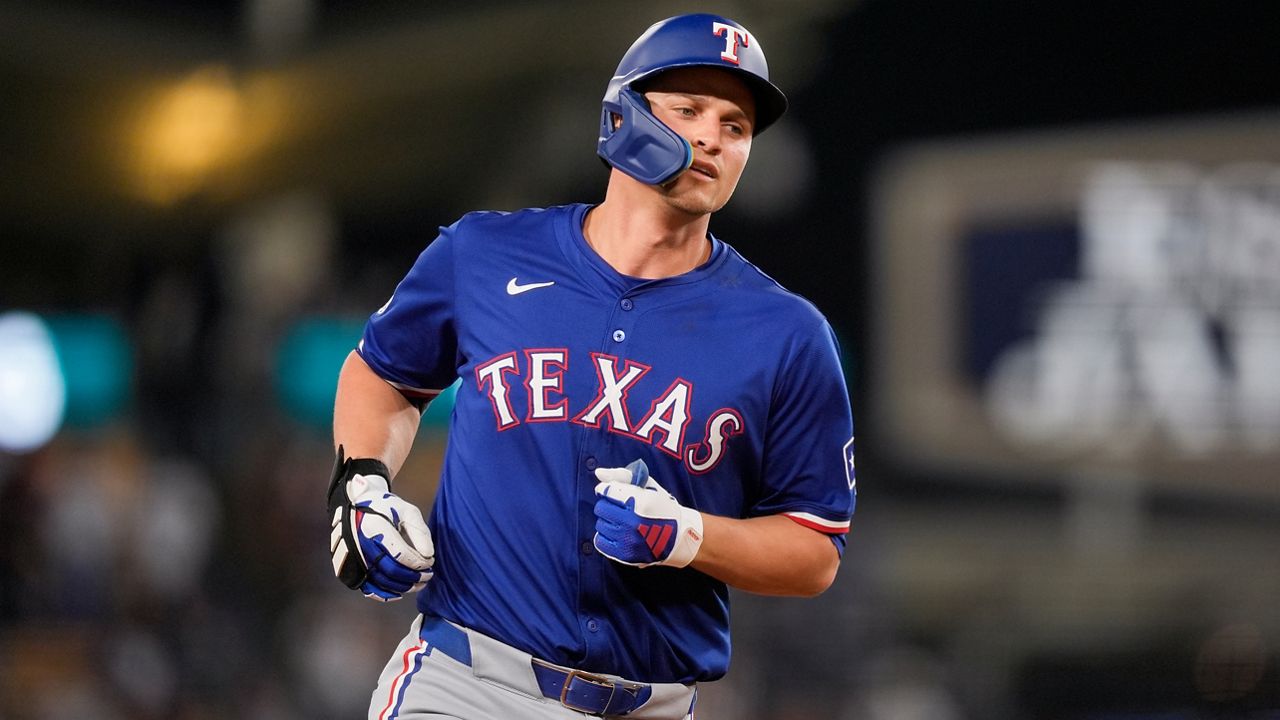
[560, 668, 616, 714]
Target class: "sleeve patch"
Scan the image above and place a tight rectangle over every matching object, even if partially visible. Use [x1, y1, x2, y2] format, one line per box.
[843, 436, 856, 491]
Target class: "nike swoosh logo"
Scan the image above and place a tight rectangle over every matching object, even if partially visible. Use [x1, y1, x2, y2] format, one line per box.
[506, 277, 556, 295]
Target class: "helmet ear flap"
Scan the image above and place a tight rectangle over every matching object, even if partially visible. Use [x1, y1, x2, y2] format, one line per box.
[598, 87, 693, 186]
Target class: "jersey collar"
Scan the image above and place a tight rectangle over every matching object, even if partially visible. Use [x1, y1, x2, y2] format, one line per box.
[557, 203, 728, 296]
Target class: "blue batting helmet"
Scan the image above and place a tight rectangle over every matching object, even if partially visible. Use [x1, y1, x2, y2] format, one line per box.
[597, 13, 788, 185]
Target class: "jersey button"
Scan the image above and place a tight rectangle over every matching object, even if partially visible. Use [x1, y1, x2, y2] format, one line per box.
[612, 329, 626, 342]
[585, 456, 598, 470]
[587, 619, 599, 632]
[581, 541, 594, 555]
[620, 298, 634, 311]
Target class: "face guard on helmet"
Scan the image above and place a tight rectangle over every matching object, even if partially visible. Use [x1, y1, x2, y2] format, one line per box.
[597, 13, 788, 186]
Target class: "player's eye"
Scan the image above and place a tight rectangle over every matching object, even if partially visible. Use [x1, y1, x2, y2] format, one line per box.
[724, 123, 744, 136]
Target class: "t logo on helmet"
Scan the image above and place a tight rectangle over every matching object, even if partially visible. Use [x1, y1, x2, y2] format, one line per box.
[711, 22, 750, 65]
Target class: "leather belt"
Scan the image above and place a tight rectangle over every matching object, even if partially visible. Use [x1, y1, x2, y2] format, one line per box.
[530, 658, 651, 716]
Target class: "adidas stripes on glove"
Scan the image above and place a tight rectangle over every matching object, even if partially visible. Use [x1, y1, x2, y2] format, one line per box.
[592, 459, 704, 569]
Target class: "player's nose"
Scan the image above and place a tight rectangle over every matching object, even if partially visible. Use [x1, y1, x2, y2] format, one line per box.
[690, 116, 722, 154]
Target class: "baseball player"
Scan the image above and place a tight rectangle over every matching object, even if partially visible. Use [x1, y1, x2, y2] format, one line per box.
[327, 13, 856, 720]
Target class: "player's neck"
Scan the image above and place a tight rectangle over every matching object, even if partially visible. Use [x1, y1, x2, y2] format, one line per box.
[586, 181, 713, 280]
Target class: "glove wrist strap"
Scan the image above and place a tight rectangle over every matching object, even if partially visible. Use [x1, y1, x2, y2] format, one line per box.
[668, 509, 705, 568]
[327, 445, 392, 511]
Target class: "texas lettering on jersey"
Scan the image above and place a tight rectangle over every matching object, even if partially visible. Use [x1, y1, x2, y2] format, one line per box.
[474, 348, 743, 475]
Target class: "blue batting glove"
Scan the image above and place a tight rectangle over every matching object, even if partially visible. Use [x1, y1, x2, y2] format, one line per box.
[592, 459, 704, 568]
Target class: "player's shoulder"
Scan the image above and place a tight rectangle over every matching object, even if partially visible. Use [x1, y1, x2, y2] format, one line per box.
[436, 205, 582, 264]
[718, 246, 845, 376]
[449, 204, 582, 237]
[720, 244, 832, 330]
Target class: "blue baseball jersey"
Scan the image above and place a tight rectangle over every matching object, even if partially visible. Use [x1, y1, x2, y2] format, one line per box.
[358, 203, 855, 684]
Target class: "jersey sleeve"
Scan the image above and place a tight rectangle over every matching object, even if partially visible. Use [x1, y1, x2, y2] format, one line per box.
[751, 318, 856, 538]
[357, 222, 460, 402]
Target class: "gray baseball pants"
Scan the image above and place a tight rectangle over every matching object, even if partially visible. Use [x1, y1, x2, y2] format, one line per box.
[368, 614, 697, 720]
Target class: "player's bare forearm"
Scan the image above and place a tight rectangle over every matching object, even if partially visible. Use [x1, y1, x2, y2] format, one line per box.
[691, 514, 840, 597]
[333, 350, 421, 477]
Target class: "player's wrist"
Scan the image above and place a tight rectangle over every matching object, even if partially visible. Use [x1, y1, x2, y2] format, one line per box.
[327, 448, 392, 512]
[666, 507, 704, 568]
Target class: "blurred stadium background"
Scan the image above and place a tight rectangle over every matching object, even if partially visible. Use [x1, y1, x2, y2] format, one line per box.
[2, 1, 1279, 718]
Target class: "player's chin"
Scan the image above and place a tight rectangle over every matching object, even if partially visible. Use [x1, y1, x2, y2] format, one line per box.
[664, 185, 732, 217]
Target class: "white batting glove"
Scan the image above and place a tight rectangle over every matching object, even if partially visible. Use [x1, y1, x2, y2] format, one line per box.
[328, 449, 434, 602]
[592, 459, 704, 568]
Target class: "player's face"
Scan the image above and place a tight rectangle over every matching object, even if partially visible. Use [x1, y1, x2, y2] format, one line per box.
[642, 67, 756, 216]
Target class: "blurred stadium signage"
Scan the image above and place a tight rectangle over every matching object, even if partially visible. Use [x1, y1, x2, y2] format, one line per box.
[274, 316, 456, 432]
[0, 311, 131, 453]
[872, 114, 1280, 499]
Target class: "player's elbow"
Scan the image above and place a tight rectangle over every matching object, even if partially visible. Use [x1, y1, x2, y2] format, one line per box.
[779, 545, 840, 598]
[779, 523, 842, 597]
[797, 553, 840, 597]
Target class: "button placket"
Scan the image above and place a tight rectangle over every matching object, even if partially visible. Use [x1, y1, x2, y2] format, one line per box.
[607, 294, 638, 347]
